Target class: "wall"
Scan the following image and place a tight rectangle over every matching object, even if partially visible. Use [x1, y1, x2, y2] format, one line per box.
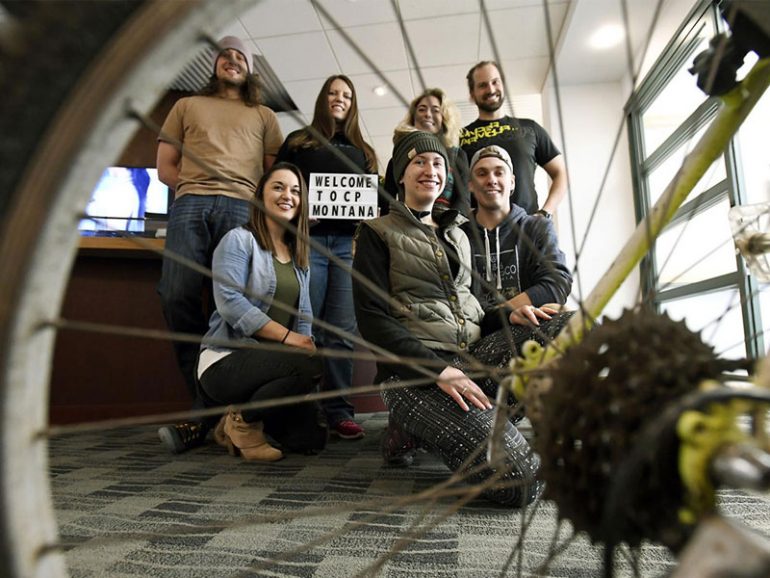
[543, 80, 639, 320]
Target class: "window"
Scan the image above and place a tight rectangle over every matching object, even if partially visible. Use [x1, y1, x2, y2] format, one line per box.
[661, 287, 747, 359]
[627, 0, 766, 361]
[737, 81, 770, 205]
[640, 16, 715, 154]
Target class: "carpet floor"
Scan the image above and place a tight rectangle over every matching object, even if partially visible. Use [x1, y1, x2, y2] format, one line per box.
[49, 413, 768, 577]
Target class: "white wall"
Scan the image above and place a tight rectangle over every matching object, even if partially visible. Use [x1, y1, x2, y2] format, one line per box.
[543, 81, 639, 320]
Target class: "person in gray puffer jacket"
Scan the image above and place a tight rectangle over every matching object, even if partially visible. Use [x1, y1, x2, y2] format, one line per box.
[353, 130, 544, 507]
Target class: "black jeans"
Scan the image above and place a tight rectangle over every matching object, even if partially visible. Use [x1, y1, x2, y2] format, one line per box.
[199, 347, 322, 424]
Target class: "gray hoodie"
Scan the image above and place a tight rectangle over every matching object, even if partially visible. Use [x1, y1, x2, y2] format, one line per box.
[462, 204, 573, 311]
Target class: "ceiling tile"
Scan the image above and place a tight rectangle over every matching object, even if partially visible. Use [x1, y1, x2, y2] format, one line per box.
[498, 56, 551, 94]
[555, 0, 662, 84]
[397, 0, 479, 20]
[478, 3, 570, 60]
[361, 107, 407, 138]
[483, 0, 561, 9]
[280, 78, 329, 115]
[256, 32, 340, 82]
[239, 0, 322, 37]
[214, 18, 250, 40]
[346, 69, 415, 110]
[403, 13, 481, 68]
[316, 0, 397, 28]
[408, 63, 476, 107]
[326, 22, 410, 75]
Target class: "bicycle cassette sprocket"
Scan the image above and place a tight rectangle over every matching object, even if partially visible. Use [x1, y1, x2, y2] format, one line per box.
[535, 308, 725, 548]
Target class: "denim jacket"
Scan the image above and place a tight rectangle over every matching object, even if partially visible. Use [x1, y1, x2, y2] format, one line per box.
[201, 226, 312, 352]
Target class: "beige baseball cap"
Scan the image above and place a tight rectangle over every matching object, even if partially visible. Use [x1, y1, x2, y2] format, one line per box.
[470, 145, 513, 172]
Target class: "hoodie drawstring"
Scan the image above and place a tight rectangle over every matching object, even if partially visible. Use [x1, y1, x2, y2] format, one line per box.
[484, 229, 492, 285]
[495, 227, 502, 291]
[483, 228, 503, 291]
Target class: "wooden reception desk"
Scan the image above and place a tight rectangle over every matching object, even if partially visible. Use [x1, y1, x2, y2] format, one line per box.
[49, 237, 380, 425]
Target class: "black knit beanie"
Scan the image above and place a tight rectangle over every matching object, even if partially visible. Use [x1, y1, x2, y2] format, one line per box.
[391, 130, 449, 188]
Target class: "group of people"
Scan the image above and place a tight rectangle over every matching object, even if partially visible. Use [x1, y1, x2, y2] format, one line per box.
[154, 36, 573, 504]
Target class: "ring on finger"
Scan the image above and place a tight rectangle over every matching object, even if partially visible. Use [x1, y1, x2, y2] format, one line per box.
[461, 385, 468, 395]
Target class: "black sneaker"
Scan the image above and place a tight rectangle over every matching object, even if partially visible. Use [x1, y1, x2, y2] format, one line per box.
[158, 421, 207, 454]
[381, 422, 417, 467]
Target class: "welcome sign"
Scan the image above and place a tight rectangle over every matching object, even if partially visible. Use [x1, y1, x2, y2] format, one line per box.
[308, 173, 378, 220]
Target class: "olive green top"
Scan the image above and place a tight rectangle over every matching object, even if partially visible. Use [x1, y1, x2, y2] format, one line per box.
[266, 256, 299, 329]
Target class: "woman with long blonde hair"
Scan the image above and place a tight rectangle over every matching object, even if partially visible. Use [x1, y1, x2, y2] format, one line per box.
[382, 88, 470, 216]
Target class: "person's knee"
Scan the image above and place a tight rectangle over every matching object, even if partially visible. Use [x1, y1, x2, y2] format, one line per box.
[310, 355, 323, 375]
[298, 356, 323, 391]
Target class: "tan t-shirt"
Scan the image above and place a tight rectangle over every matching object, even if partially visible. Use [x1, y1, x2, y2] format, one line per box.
[159, 96, 283, 201]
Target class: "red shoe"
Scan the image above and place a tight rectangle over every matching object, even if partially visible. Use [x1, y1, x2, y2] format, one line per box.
[331, 419, 365, 440]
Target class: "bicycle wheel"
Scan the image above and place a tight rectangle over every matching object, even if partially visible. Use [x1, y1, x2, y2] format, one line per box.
[1, 1, 769, 578]
[0, 2, 258, 576]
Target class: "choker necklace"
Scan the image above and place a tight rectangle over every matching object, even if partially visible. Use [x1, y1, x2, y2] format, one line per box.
[408, 207, 431, 220]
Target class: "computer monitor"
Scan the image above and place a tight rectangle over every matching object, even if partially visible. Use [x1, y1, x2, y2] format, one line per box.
[79, 167, 171, 235]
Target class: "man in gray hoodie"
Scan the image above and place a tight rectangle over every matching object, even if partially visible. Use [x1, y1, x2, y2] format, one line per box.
[463, 145, 572, 329]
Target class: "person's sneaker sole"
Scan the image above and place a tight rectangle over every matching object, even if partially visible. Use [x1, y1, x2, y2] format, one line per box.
[158, 426, 185, 454]
[384, 451, 415, 467]
[331, 431, 365, 440]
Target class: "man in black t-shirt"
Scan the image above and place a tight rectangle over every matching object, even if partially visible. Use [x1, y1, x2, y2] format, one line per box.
[460, 61, 567, 218]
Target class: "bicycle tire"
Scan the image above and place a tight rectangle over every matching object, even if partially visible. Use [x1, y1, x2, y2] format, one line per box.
[0, 1, 256, 576]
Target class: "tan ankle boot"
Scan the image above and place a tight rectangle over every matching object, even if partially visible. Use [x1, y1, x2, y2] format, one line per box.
[223, 410, 283, 462]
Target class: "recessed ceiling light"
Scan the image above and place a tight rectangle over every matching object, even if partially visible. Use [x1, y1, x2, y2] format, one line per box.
[589, 24, 625, 50]
[373, 85, 388, 97]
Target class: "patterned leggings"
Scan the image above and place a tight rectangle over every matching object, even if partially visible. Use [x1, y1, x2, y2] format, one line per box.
[382, 312, 574, 507]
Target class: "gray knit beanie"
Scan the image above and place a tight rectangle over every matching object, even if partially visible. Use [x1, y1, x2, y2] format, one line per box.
[391, 130, 449, 187]
[211, 36, 252, 75]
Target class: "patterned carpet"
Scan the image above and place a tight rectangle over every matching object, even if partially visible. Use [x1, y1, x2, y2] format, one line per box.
[49, 413, 768, 577]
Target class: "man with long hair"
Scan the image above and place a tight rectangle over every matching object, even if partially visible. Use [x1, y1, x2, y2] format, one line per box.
[460, 61, 567, 220]
[156, 36, 283, 454]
